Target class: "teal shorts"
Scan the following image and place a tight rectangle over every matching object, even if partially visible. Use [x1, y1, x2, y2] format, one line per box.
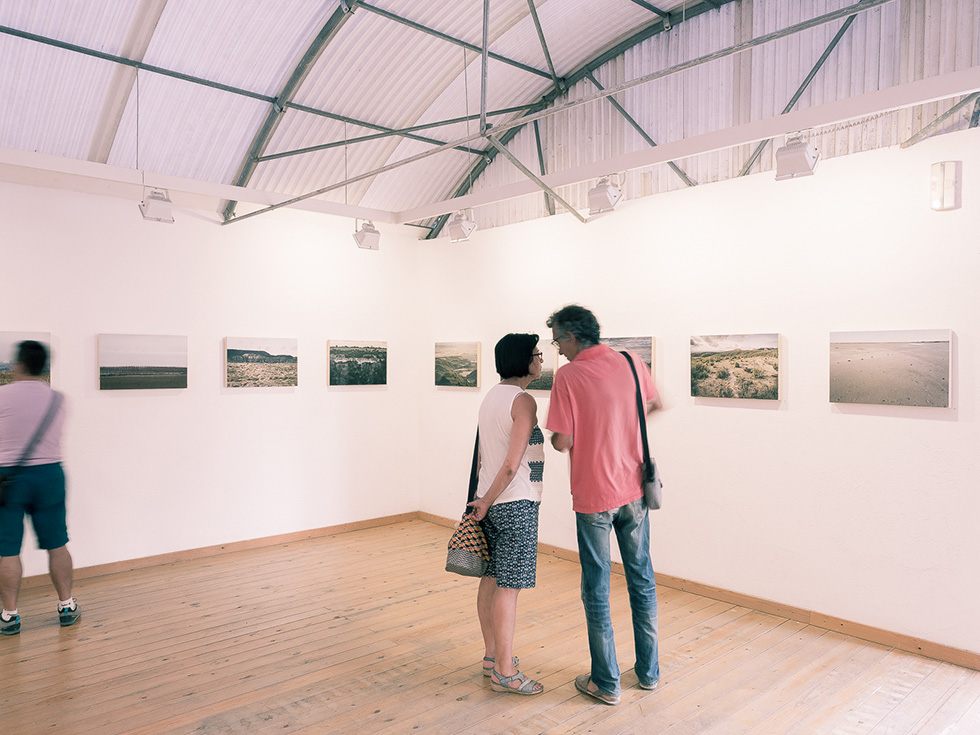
[0, 463, 69, 556]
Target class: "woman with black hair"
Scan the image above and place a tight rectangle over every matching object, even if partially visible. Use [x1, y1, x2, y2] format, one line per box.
[467, 333, 545, 696]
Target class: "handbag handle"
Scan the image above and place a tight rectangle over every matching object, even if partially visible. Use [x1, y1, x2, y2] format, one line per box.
[621, 352, 652, 472]
[466, 430, 480, 505]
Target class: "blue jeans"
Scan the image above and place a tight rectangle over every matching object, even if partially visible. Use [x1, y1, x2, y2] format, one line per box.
[576, 498, 659, 696]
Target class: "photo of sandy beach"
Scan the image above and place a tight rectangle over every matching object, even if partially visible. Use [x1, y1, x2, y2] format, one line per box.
[1, 332, 51, 385]
[435, 342, 480, 388]
[691, 334, 780, 400]
[830, 330, 950, 407]
[601, 336, 654, 375]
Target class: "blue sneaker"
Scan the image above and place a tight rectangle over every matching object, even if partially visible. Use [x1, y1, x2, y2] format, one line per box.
[0, 613, 20, 635]
[58, 600, 81, 627]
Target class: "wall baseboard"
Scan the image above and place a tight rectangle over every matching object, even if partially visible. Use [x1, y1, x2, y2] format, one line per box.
[25, 511, 978, 671]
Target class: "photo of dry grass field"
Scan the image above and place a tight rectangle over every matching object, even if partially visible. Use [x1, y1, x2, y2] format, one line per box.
[99, 334, 188, 390]
[830, 330, 951, 407]
[691, 334, 780, 400]
[435, 342, 480, 388]
[225, 337, 298, 388]
[0, 331, 51, 385]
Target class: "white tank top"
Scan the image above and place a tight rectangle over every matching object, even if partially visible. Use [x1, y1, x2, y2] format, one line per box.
[476, 383, 544, 504]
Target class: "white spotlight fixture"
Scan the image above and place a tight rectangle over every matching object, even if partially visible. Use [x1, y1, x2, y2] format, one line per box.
[139, 188, 174, 223]
[588, 176, 623, 215]
[447, 210, 477, 243]
[774, 135, 819, 181]
[930, 161, 961, 211]
[353, 219, 381, 250]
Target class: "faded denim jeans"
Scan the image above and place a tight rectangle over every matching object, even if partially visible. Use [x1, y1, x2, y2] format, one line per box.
[576, 498, 659, 696]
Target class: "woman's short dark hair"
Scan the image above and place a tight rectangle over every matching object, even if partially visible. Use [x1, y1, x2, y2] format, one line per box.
[495, 333, 539, 380]
[17, 340, 48, 376]
[547, 304, 600, 347]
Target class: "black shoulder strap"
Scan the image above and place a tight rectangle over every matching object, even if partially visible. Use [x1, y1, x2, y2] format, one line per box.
[621, 352, 652, 468]
[10, 389, 63, 473]
[466, 430, 481, 504]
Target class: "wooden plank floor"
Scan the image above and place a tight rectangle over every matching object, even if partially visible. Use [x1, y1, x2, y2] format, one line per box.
[2, 520, 979, 734]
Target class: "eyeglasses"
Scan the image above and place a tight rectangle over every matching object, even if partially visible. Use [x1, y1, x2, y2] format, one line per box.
[532, 352, 543, 359]
[550, 336, 567, 348]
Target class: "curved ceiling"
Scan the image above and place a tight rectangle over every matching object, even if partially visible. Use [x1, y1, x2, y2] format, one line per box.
[1, 0, 978, 237]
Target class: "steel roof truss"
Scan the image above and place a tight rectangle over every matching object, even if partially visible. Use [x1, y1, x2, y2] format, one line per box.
[358, 2, 551, 80]
[487, 135, 586, 223]
[585, 70, 696, 187]
[739, 14, 858, 176]
[222, 2, 359, 220]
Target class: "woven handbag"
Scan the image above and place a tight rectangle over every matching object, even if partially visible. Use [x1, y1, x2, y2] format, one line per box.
[446, 431, 490, 577]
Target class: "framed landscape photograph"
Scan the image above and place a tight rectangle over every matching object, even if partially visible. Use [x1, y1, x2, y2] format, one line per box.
[328, 340, 387, 386]
[526, 344, 558, 392]
[830, 329, 951, 407]
[225, 337, 298, 388]
[435, 341, 481, 388]
[99, 334, 188, 390]
[1, 332, 52, 385]
[691, 333, 780, 400]
[601, 336, 655, 375]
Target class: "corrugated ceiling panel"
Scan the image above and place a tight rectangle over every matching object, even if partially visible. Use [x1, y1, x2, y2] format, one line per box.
[141, 0, 330, 96]
[106, 72, 270, 184]
[0, 0, 140, 161]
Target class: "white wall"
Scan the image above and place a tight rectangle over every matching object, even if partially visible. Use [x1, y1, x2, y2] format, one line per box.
[419, 128, 980, 655]
[1, 186, 426, 577]
[2, 126, 977, 656]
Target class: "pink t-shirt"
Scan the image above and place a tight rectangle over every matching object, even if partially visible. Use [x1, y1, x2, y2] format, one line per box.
[0, 380, 66, 466]
[546, 344, 658, 514]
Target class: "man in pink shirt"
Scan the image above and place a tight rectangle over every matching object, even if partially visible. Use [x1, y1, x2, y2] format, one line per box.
[0, 340, 80, 636]
[546, 305, 661, 705]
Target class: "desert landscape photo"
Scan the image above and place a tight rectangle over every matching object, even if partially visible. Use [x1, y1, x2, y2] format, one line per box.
[226, 337, 298, 388]
[691, 333, 779, 400]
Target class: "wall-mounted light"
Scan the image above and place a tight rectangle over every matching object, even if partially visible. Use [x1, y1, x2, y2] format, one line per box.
[930, 161, 961, 211]
[774, 136, 819, 181]
[353, 219, 381, 250]
[588, 176, 623, 215]
[139, 189, 174, 223]
[448, 211, 477, 242]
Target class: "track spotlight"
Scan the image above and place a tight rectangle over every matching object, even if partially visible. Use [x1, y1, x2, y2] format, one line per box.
[588, 176, 623, 215]
[447, 211, 477, 243]
[774, 136, 819, 180]
[353, 220, 381, 250]
[139, 189, 174, 223]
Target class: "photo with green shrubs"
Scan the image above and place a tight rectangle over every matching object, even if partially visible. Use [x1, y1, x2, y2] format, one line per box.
[328, 340, 387, 386]
[690, 334, 779, 400]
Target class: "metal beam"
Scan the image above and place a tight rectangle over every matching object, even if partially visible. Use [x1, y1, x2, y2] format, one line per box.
[527, 0, 563, 91]
[626, 0, 671, 19]
[221, 3, 357, 221]
[0, 23, 275, 104]
[585, 70, 696, 187]
[533, 120, 555, 215]
[427, 0, 736, 238]
[487, 136, 587, 223]
[357, 2, 552, 80]
[256, 128, 485, 161]
[481, 0, 490, 134]
[972, 97, 980, 128]
[739, 14, 857, 176]
[900, 91, 980, 148]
